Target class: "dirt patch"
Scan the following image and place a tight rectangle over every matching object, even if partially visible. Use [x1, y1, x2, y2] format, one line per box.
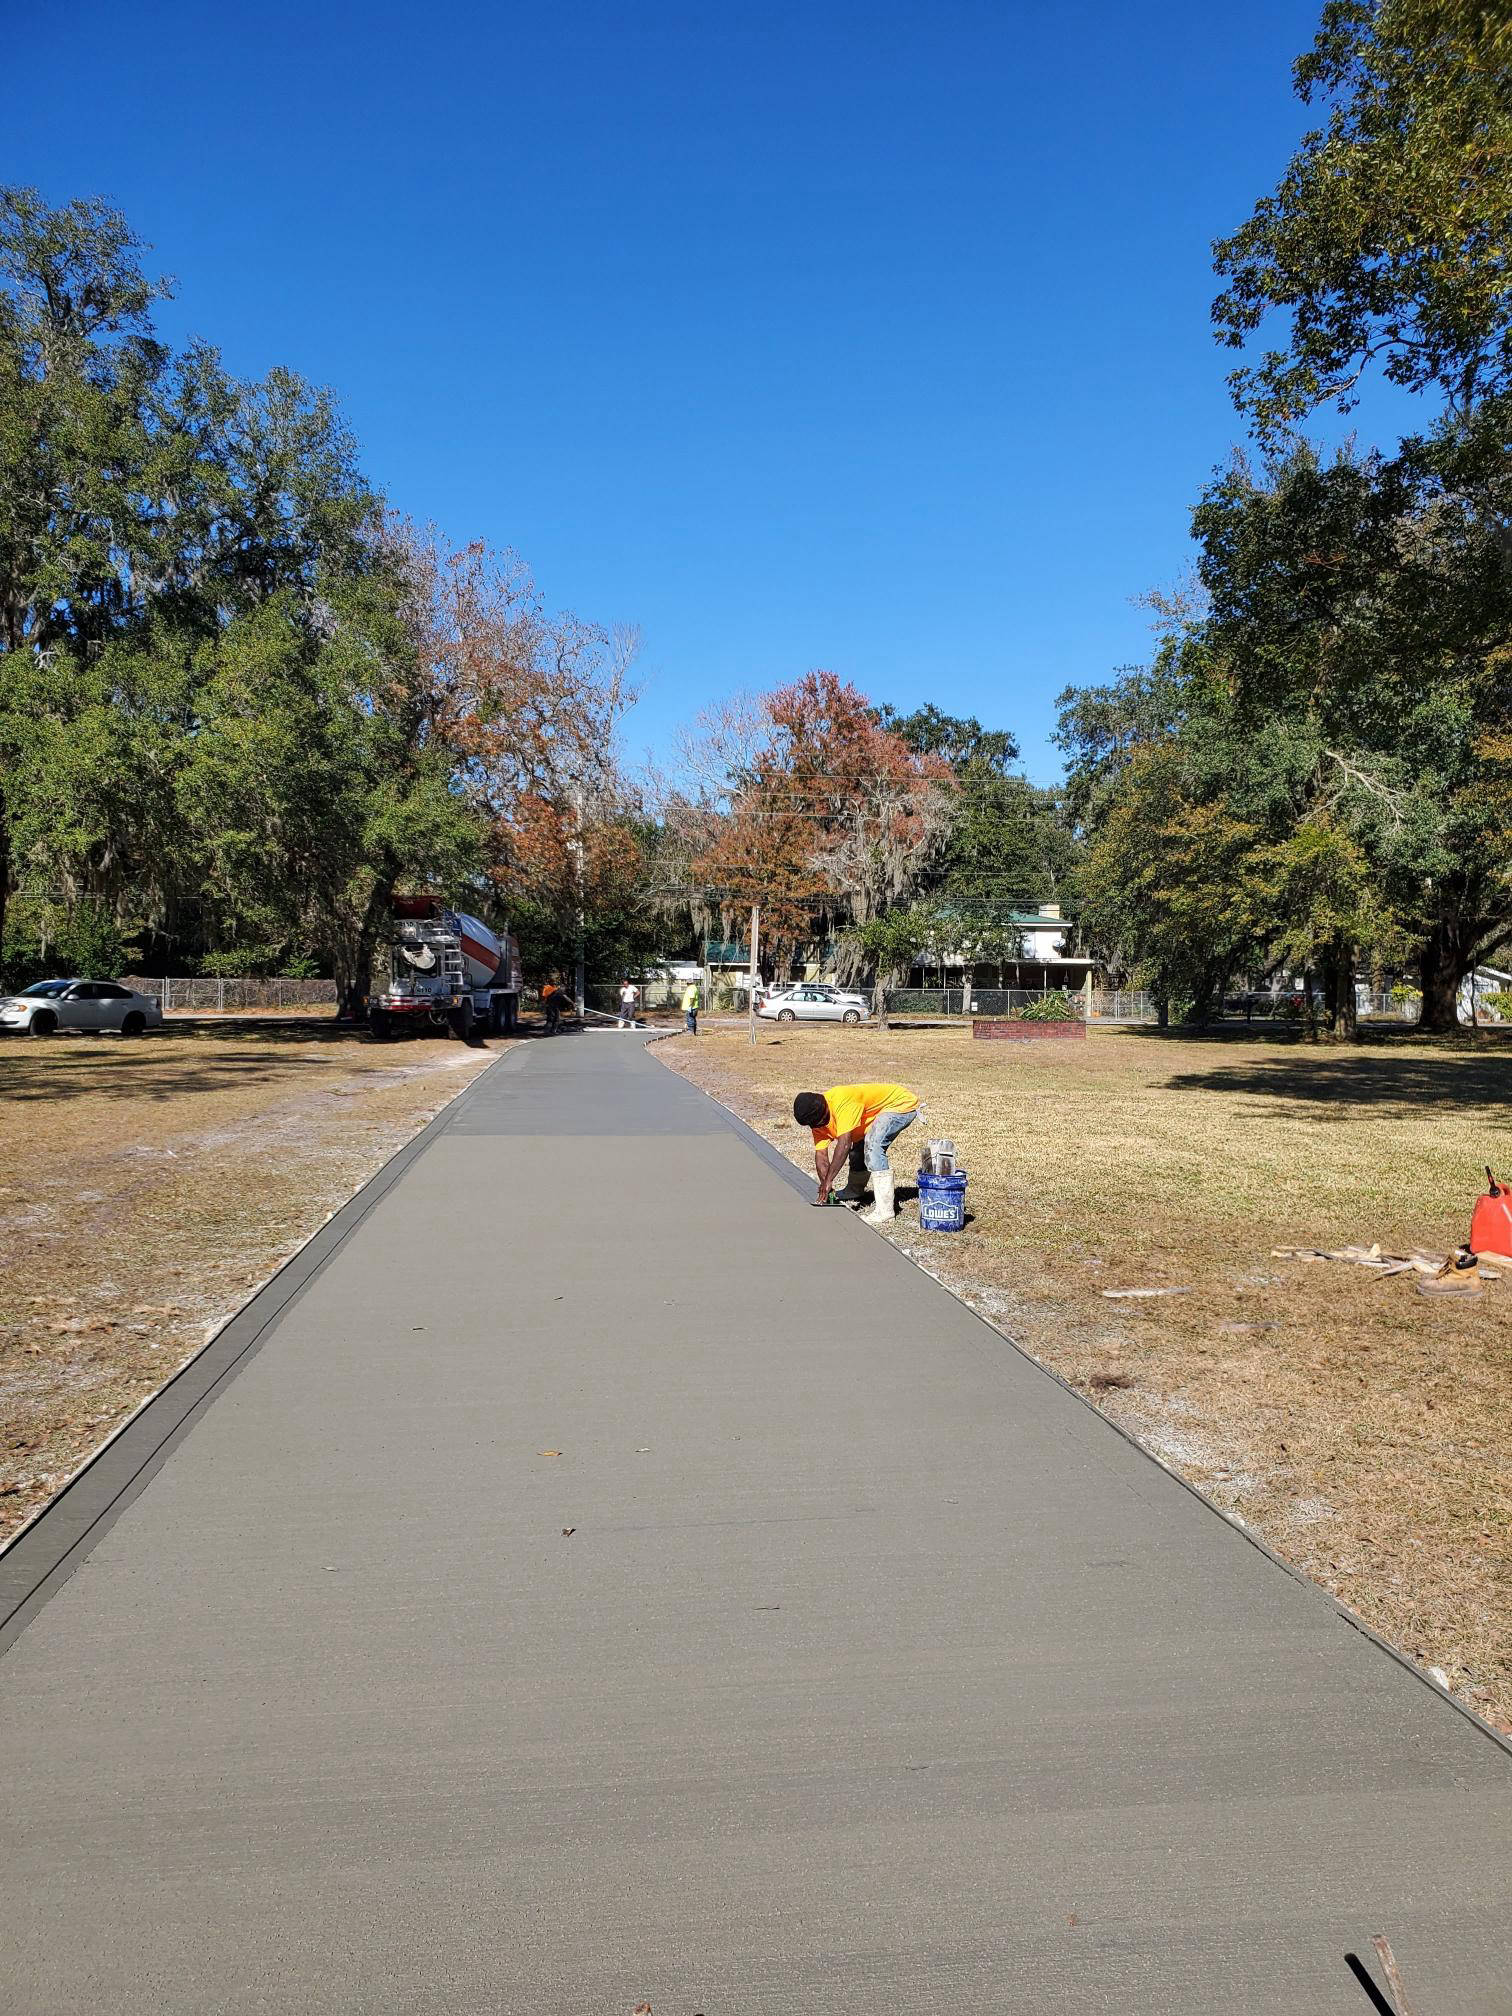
[0, 1022, 500, 1545]
[658, 1024, 1512, 1734]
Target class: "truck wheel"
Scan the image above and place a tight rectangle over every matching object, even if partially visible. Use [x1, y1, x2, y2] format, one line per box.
[503, 995, 518, 1034]
[370, 1010, 392, 1041]
[489, 995, 505, 1036]
[30, 1010, 57, 1037]
[448, 1001, 475, 1043]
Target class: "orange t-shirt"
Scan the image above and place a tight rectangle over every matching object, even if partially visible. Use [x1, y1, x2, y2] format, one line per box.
[811, 1083, 918, 1145]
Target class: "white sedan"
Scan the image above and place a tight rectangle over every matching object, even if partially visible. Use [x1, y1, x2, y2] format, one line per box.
[0, 978, 164, 1037]
[758, 983, 870, 1026]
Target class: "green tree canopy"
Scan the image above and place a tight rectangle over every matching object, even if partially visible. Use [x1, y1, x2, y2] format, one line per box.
[1061, 419, 1512, 1031]
[874, 703, 1019, 774]
[1, 188, 644, 1003]
[1213, 0, 1512, 436]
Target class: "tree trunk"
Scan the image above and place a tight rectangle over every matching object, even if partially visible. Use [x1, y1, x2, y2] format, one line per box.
[1318, 950, 1339, 1035]
[0, 794, 9, 977]
[334, 956, 369, 1022]
[873, 974, 889, 1031]
[1189, 965, 1221, 1026]
[1418, 924, 1466, 1033]
[1331, 940, 1358, 1041]
[1302, 966, 1318, 1040]
[333, 873, 396, 1021]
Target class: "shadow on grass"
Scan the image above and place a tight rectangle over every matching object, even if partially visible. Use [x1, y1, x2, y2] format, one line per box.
[0, 1019, 512, 1104]
[1161, 1046, 1512, 1111]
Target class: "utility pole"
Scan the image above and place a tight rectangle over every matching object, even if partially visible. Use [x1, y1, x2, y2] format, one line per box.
[748, 904, 760, 1046]
[570, 780, 586, 1016]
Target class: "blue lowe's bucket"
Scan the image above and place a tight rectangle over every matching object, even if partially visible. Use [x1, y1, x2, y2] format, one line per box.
[917, 1167, 968, 1231]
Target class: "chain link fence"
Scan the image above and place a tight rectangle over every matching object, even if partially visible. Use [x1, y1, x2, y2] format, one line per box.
[586, 982, 1162, 1023]
[1088, 990, 1156, 1023]
[885, 987, 1158, 1022]
[123, 976, 338, 1014]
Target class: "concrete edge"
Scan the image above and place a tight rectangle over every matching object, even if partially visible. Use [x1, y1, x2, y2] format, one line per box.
[648, 1041, 1512, 1766]
[0, 1041, 528, 1661]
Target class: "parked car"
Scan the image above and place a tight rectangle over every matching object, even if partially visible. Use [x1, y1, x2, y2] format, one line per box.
[758, 983, 870, 1025]
[1223, 988, 1331, 1020]
[763, 981, 845, 1003]
[0, 978, 164, 1037]
[1223, 991, 1281, 1018]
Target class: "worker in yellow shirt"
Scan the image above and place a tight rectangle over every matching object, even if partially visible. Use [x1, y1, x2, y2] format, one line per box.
[793, 1082, 919, 1224]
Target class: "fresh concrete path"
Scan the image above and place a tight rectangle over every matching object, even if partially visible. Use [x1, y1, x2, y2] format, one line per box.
[1, 1033, 1508, 2014]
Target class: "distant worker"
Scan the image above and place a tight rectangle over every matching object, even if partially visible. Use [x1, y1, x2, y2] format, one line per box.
[618, 979, 639, 1028]
[681, 979, 700, 1035]
[794, 1082, 919, 1224]
[541, 979, 567, 1035]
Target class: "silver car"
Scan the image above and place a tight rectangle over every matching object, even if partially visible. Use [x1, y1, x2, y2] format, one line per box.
[0, 978, 164, 1037]
[758, 983, 870, 1026]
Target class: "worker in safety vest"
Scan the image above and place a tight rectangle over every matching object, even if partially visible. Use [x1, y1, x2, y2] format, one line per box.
[541, 980, 568, 1034]
[794, 1083, 919, 1224]
[681, 981, 700, 1034]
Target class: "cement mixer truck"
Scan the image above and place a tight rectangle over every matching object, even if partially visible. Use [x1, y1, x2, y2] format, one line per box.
[368, 897, 523, 1042]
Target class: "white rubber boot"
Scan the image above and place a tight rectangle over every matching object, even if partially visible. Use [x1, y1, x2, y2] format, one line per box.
[862, 1169, 896, 1225]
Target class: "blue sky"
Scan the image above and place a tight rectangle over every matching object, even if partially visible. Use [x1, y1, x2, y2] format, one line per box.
[12, 0, 1406, 783]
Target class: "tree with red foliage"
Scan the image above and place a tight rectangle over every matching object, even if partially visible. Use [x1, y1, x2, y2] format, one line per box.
[696, 671, 952, 970]
[393, 527, 643, 972]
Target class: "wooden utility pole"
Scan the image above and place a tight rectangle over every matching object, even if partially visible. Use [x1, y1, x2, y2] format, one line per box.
[748, 904, 760, 1046]
[570, 781, 586, 1015]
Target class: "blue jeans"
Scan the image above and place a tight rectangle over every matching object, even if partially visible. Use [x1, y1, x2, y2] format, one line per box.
[863, 1107, 916, 1172]
[685, 1009, 698, 1033]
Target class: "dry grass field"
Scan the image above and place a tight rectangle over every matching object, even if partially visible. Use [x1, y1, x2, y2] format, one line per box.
[660, 1022, 1512, 1733]
[0, 1022, 498, 1546]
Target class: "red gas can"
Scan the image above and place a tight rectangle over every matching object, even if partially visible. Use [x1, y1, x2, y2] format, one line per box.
[1470, 1168, 1512, 1260]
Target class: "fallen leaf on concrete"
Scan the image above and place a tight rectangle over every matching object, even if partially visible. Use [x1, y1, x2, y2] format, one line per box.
[539, 1449, 561, 1458]
[561, 1527, 576, 1537]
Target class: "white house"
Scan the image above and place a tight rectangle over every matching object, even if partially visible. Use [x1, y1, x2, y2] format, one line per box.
[1462, 966, 1512, 1022]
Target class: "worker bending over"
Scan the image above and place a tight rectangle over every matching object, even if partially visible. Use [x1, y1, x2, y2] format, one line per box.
[793, 1082, 919, 1224]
